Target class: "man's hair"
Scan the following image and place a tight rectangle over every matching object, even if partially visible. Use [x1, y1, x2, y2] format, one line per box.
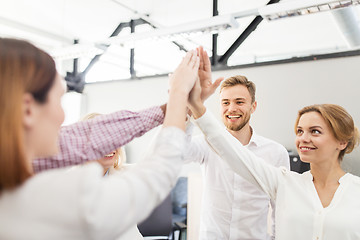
[220, 75, 256, 103]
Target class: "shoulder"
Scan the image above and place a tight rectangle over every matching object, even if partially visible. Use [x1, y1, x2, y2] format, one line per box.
[254, 134, 288, 154]
[27, 163, 104, 191]
[347, 173, 360, 185]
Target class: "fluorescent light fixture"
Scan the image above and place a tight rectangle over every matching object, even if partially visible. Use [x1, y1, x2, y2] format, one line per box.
[98, 14, 239, 46]
[50, 43, 104, 60]
[259, 0, 360, 21]
[50, 14, 239, 60]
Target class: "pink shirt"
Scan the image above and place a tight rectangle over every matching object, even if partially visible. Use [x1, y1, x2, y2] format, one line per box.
[33, 106, 164, 173]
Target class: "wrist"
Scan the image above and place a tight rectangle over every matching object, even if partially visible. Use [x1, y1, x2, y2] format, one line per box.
[189, 103, 206, 119]
[169, 89, 188, 99]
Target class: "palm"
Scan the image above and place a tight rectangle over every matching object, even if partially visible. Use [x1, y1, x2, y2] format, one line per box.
[197, 46, 223, 102]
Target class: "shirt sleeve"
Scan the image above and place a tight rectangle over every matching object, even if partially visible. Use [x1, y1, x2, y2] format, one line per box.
[195, 110, 286, 200]
[79, 127, 186, 239]
[33, 106, 164, 173]
[182, 121, 209, 164]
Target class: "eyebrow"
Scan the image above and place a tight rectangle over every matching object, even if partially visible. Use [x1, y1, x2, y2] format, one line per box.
[309, 126, 323, 129]
[221, 98, 246, 101]
[296, 126, 323, 129]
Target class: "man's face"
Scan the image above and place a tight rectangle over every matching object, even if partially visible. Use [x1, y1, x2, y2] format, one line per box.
[220, 85, 256, 131]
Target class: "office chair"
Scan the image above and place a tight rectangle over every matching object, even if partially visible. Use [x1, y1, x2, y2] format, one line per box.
[171, 177, 188, 240]
[138, 194, 173, 240]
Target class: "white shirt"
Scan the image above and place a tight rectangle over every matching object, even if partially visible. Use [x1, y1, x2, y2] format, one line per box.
[184, 121, 290, 240]
[0, 127, 185, 240]
[195, 110, 360, 240]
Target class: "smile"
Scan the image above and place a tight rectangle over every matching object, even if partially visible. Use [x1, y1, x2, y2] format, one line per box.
[226, 115, 241, 119]
[104, 152, 115, 157]
[299, 146, 316, 151]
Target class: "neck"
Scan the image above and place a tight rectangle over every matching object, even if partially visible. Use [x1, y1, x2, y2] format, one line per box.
[227, 125, 253, 145]
[310, 160, 345, 187]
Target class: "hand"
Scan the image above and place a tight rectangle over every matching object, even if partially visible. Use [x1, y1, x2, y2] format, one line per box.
[188, 78, 206, 119]
[188, 77, 201, 109]
[169, 50, 200, 95]
[197, 46, 224, 101]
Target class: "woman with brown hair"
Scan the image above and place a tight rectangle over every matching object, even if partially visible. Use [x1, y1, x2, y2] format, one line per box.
[0, 38, 200, 239]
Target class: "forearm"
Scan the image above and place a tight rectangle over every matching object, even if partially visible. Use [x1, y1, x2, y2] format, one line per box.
[33, 106, 165, 173]
[194, 110, 281, 199]
[81, 127, 186, 239]
[164, 90, 188, 131]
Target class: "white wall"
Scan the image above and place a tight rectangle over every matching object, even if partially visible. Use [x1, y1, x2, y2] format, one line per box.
[83, 55, 360, 176]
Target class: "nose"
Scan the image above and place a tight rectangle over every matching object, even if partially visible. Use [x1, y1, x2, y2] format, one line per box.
[227, 102, 237, 112]
[298, 131, 311, 142]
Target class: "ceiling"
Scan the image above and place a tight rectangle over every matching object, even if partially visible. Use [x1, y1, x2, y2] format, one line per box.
[1, 0, 360, 83]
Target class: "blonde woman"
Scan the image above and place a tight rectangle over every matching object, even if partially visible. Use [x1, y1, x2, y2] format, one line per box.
[189, 90, 360, 240]
[81, 112, 143, 239]
[82, 113, 127, 174]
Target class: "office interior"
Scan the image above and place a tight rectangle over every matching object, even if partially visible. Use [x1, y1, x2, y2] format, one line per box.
[1, 0, 360, 239]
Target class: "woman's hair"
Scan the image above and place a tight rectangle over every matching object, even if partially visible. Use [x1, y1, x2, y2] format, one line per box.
[0, 38, 57, 192]
[81, 113, 126, 168]
[295, 104, 360, 161]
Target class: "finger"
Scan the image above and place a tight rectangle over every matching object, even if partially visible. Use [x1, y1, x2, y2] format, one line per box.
[189, 50, 198, 67]
[193, 56, 200, 70]
[189, 50, 198, 68]
[203, 50, 211, 71]
[211, 77, 224, 91]
[198, 46, 205, 70]
[183, 51, 193, 65]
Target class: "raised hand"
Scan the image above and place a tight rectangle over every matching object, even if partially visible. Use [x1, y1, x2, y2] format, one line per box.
[197, 46, 224, 101]
[169, 50, 200, 95]
[164, 50, 200, 130]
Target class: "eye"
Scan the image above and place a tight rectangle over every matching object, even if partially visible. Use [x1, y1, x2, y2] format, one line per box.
[296, 129, 303, 135]
[312, 129, 321, 134]
[222, 102, 229, 105]
[236, 101, 244, 104]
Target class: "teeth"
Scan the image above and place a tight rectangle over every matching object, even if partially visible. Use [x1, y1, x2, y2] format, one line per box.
[104, 153, 115, 157]
[227, 115, 240, 119]
[301, 147, 313, 150]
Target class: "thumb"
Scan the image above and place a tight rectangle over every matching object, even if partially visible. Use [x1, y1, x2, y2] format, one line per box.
[211, 77, 224, 90]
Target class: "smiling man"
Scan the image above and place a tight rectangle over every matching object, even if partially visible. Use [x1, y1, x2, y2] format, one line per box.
[185, 75, 290, 240]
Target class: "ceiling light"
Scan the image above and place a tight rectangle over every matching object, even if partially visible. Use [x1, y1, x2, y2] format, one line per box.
[259, 0, 360, 21]
[50, 43, 104, 61]
[49, 14, 239, 60]
[98, 14, 239, 46]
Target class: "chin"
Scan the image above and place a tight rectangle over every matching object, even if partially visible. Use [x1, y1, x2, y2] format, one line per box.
[45, 146, 59, 157]
[298, 155, 312, 164]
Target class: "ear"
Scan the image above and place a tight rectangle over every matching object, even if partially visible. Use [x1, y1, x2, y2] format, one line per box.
[22, 93, 37, 129]
[338, 141, 348, 151]
[250, 101, 257, 114]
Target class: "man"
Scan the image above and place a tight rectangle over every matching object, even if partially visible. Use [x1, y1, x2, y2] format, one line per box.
[184, 47, 290, 240]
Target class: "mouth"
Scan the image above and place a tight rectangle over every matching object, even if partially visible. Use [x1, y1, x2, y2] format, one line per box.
[104, 152, 116, 158]
[226, 114, 241, 119]
[299, 146, 316, 152]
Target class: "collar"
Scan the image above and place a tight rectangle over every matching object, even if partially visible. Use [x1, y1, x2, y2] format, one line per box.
[247, 126, 260, 147]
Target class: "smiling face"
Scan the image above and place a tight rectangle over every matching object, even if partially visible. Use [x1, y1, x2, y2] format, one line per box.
[220, 85, 257, 131]
[97, 151, 117, 169]
[295, 111, 346, 164]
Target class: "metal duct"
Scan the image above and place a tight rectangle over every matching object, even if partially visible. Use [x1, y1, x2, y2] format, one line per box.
[332, 7, 360, 48]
